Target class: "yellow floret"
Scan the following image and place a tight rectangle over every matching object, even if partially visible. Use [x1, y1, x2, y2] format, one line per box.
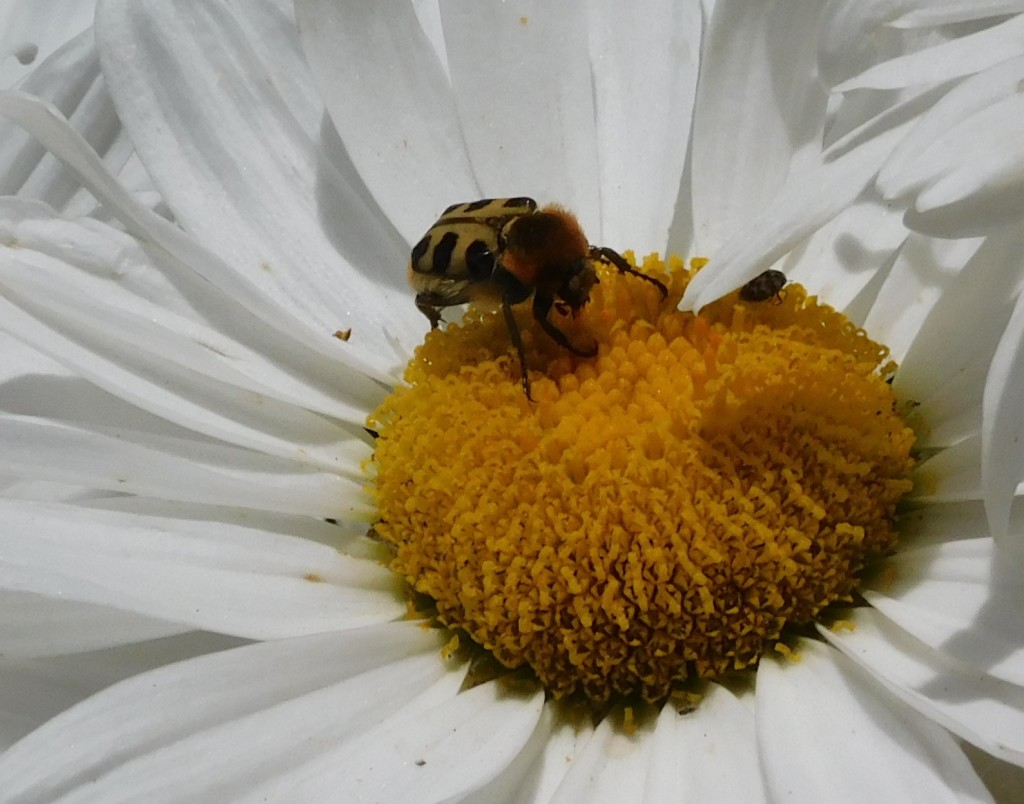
[368, 256, 915, 702]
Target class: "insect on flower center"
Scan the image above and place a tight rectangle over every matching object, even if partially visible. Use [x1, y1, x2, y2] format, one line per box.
[368, 256, 916, 702]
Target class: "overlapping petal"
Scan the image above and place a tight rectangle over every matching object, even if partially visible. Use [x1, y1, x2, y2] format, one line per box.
[0, 187, 391, 435]
[865, 536, 1024, 688]
[0, 415, 369, 517]
[97, 0, 419, 363]
[588, 0, 701, 256]
[0, 0, 97, 88]
[0, 624, 454, 800]
[756, 639, 993, 803]
[819, 0, 967, 88]
[0, 592, 190, 660]
[441, 2, 601, 230]
[459, 708, 580, 804]
[982, 292, 1024, 540]
[296, 0, 478, 243]
[821, 608, 1024, 765]
[893, 230, 1022, 451]
[543, 686, 765, 804]
[862, 234, 982, 363]
[873, 48, 1024, 241]
[687, 0, 827, 257]
[680, 120, 909, 310]
[0, 30, 138, 218]
[0, 499, 404, 640]
[834, 14, 1024, 92]
[0, 631, 244, 750]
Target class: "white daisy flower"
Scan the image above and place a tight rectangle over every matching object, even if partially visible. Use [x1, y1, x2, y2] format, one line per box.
[0, 1, 1022, 801]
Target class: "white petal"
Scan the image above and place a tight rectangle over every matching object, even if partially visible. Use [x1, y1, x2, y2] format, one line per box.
[865, 536, 1024, 687]
[411, 0, 450, 79]
[0, 254, 379, 463]
[545, 709, 649, 804]
[17, 628, 241, 693]
[688, 0, 827, 256]
[0, 631, 242, 750]
[0, 499, 404, 639]
[526, 686, 765, 804]
[83, 496, 387, 562]
[835, 15, 1024, 91]
[0, 623, 450, 802]
[879, 56, 1024, 197]
[0, 90, 396, 388]
[781, 197, 908, 317]
[962, 742, 1024, 804]
[440, 1, 599, 232]
[894, 231, 1022, 448]
[0, 326, 66, 385]
[254, 680, 545, 803]
[462, 705, 590, 804]
[0, 0, 96, 88]
[0, 29, 137, 218]
[0, 197, 390, 440]
[681, 121, 908, 311]
[821, 608, 1024, 766]
[862, 234, 982, 363]
[756, 638, 992, 803]
[892, 1, 1024, 28]
[915, 436, 982, 502]
[456, 703, 555, 804]
[981, 258, 1024, 541]
[897, 498, 991, 550]
[818, 1, 946, 88]
[0, 278, 377, 464]
[0, 415, 370, 517]
[472, 685, 765, 804]
[907, 98, 1024, 236]
[0, 666, 87, 752]
[0, 244, 375, 468]
[588, 0, 702, 255]
[878, 56, 1024, 238]
[644, 684, 765, 803]
[0, 591, 187, 658]
[295, 0, 478, 243]
[96, 0, 421, 363]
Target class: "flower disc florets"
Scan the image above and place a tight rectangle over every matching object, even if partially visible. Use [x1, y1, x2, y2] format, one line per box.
[368, 256, 915, 702]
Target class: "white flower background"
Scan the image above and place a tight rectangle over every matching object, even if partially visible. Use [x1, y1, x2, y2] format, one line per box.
[0, 0, 1023, 801]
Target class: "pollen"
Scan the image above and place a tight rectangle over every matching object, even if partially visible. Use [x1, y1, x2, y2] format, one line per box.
[368, 256, 915, 702]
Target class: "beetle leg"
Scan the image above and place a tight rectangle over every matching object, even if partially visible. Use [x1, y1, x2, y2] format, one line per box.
[533, 292, 598, 358]
[590, 246, 668, 298]
[415, 293, 447, 329]
[502, 296, 533, 400]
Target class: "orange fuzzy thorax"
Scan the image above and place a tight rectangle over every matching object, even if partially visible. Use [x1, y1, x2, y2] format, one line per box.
[499, 204, 590, 288]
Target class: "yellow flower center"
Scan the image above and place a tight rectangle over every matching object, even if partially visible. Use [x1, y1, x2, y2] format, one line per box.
[368, 256, 915, 702]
